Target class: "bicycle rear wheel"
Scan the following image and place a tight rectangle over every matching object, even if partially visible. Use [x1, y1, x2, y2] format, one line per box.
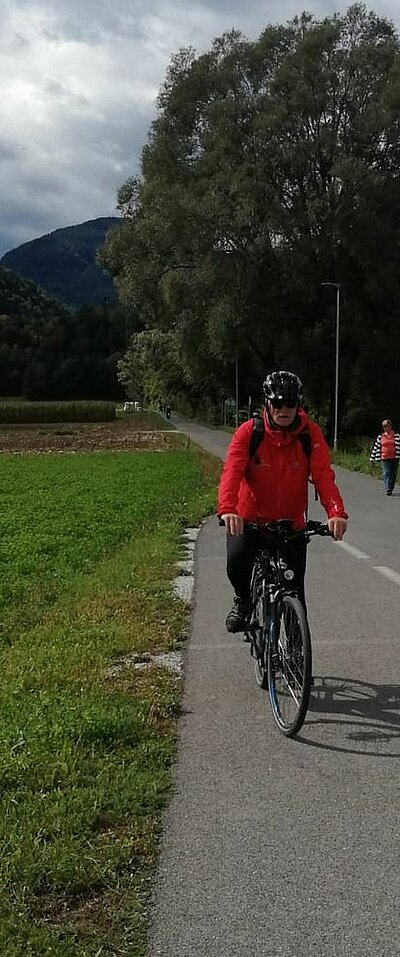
[267, 593, 311, 736]
[246, 570, 268, 689]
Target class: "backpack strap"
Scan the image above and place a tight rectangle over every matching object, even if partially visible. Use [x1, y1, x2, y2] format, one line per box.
[249, 416, 312, 466]
[248, 414, 264, 463]
[298, 429, 311, 471]
[298, 428, 318, 502]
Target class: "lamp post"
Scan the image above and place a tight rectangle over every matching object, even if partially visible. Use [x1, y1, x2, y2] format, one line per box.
[235, 350, 239, 428]
[321, 282, 341, 451]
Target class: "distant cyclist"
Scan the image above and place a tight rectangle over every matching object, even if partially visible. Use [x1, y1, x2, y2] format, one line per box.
[217, 371, 348, 633]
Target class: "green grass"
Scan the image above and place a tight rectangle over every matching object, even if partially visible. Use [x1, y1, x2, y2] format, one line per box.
[0, 448, 219, 955]
[331, 447, 379, 478]
[115, 409, 175, 430]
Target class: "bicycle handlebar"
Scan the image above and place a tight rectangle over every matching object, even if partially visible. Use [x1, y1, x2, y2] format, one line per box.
[218, 517, 333, 540]
[304, 519, 333, 538]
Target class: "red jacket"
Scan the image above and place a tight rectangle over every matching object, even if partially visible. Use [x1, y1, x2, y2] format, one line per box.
[217, 409, 347, 528]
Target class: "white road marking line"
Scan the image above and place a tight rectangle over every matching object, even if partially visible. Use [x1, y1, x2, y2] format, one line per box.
[372, 566, 400, 587]
[336, 541, 370, 560]
[326, 541, 400, 587]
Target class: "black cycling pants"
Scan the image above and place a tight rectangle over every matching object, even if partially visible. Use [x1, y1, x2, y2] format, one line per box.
[226, 527, 307, 608]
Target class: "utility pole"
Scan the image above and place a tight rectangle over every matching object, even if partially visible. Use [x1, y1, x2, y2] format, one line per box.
[320, 282, 341, 451]
[235, 350, 239, 429]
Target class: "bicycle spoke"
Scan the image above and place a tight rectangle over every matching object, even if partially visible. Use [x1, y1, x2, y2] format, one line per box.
[278, 654, 302, 704]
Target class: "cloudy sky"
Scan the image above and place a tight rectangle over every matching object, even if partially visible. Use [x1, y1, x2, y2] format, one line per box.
[1, 0, 399, 257]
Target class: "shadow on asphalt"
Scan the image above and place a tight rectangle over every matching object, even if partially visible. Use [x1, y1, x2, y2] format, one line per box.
[297, 676, 400, 757]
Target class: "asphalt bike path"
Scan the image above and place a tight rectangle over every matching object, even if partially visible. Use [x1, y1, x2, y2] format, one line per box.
[148, 417, 400, 957]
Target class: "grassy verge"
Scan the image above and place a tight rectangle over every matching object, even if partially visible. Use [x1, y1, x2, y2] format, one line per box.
[115, 410, 175, 430]
[331, 446, 380, 480]
[0, 447, 220, 956]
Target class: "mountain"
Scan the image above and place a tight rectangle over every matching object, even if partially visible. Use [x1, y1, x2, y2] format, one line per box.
[1, 217, 120, 309]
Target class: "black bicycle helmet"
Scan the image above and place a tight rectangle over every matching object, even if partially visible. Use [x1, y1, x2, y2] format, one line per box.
[263, 370, 304, 407]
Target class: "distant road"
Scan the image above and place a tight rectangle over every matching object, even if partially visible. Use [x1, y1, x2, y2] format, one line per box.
[148, 415, 400, 957]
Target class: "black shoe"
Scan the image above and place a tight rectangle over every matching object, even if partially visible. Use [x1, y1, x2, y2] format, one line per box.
[386, 490, 392, 496]
[226, 597, 251, 633]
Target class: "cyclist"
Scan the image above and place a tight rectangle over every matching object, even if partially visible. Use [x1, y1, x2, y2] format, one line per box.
[218, 371, 348, 633]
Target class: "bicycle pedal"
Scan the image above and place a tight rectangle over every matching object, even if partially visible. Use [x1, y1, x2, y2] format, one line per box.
[271, 653, 281, 671]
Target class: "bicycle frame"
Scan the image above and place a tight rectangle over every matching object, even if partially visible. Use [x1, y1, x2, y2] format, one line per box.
[250, 518, 331, 596]
[250, 518, 303, 615]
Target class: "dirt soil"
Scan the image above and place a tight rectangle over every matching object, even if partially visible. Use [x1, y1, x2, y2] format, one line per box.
[0, 420, 186, 454]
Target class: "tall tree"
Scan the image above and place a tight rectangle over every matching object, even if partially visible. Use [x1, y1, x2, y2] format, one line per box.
[101, 4, 400, 433]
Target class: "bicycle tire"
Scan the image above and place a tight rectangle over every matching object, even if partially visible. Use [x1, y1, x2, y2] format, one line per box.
[246, 568, 268, 689]
[267, 593, 312, 736]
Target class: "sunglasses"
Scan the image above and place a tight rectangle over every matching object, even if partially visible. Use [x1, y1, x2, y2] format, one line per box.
[270, 397, 297, 409]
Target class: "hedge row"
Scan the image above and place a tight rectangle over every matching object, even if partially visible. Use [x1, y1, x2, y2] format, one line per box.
[0, 402, 116, 423]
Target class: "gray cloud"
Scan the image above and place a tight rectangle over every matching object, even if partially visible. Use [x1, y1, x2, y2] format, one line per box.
[1, 0, 400, 257]
[0, 136, 22, 162]
[40, 76, 90, 106]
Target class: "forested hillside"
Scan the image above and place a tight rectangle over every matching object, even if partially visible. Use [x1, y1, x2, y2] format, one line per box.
[1, 218, 119, 309]
[0, 267, 132, 400]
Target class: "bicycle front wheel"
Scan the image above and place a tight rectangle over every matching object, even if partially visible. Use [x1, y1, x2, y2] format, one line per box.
[267, 593, 312, 736]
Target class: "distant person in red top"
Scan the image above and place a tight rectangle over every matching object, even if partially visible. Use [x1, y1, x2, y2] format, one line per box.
[370, 419, 400, 496]
[217, 371, 348, 633]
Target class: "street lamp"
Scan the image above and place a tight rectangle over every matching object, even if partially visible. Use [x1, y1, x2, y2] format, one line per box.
[320, 282, 341, 451]
[235, 349, 239, 428]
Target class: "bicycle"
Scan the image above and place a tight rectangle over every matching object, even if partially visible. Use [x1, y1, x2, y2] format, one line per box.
[244, 519, 332, 736]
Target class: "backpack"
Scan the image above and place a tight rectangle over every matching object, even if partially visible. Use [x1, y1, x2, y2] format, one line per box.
[248, 415, 318, 501]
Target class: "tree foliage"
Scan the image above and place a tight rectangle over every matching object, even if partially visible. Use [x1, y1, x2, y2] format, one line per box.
[0, 267, 134, 400]
[101, 4, 400, 434]
[117, 328, 187, 405]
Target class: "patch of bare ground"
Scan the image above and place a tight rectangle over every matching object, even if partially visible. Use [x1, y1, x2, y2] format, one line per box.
[0, 420, 188, 453]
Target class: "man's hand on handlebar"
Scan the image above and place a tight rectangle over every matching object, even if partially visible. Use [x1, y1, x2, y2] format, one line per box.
[221, 514, 244, 537]
[220, 514, 347, 541]
[327, 517, 347, 541]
